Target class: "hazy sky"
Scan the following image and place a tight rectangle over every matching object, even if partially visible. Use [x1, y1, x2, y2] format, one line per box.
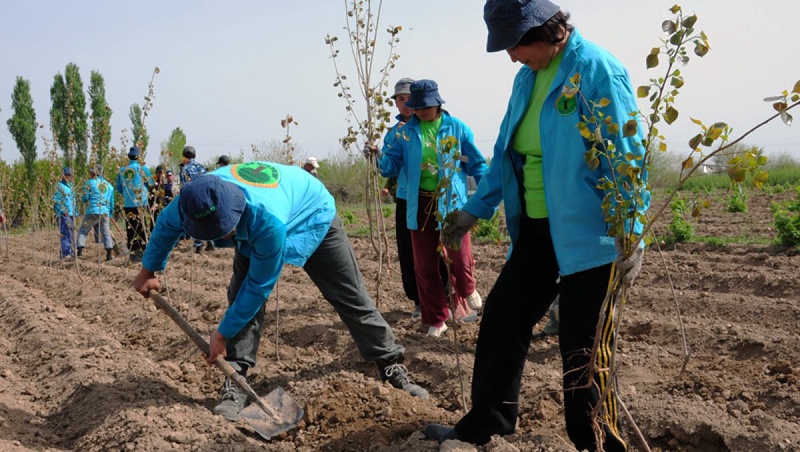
[1, 0, 798, 167]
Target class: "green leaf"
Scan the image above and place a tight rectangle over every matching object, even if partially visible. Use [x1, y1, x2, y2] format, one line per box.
[682, 156, 694, 170]
[637, 85, 651, 98]
[662, 20, 676, 34]
[670, 76, 684, 89]
[623, 119, 638, 137]
[659, 141, 668, 152]
[733, 168, 747, 183]
[577, 122, 592, 139]
[694, 42, 709, 57]
[688, 134, 702, 149]
[793, 80, 800, 94]
[584, 150, 599, 171]
[597, 98, 611, 107]
[669, 30, 685, 46]
[664, 106, 679, 124]
[757, 155, 769, 166]
[646, 53, 659, 69]
[681, 15, 697, 29]
[607, 122, 619, 136]
[669, 4, 681, 14]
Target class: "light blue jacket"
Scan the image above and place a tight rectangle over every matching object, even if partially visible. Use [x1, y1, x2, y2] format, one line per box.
[142, 163, 336, 338]
[379, 111, 488, 230]
[464, 29, 649, 276]
[116, 160, 153, 208]
[52, 180, 75, 217]
[382, 114, 412, 201]
[81, 177, 114, 215]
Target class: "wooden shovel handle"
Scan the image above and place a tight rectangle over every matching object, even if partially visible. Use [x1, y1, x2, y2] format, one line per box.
[148, 290, 282, 418]
[148, 290, 239, 379]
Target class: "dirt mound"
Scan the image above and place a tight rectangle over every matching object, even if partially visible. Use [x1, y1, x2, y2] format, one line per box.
[0, 188, 797, 451]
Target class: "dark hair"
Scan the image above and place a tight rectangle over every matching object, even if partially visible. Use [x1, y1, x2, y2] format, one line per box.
[516, 11, 572, 46]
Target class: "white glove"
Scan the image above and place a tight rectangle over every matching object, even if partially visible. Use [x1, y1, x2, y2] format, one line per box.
[615, 237, 643, 285]
[362, 143, 379, 160]
[442, 210, 478, 250]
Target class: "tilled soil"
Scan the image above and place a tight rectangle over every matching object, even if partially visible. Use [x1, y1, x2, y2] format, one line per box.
[0, 188, 798, 451]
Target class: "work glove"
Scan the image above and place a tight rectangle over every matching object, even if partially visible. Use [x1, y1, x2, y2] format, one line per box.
[362, 143, 379, 160]
[442, 209, 478, 250]
[614, 237, 643, 285]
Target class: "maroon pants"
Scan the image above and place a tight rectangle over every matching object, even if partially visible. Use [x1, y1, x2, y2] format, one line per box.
[411, 194, 476, 326]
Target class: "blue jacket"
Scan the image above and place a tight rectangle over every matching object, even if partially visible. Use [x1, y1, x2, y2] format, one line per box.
[81, 177, 114, 215]
[142, 162, 336, 338]
[53, 179, 75, 217]
[379, 111, 488, 230]
[464, 29, 649, 276]
[381, 114, 412, 200]
[116, 161, 153, 207]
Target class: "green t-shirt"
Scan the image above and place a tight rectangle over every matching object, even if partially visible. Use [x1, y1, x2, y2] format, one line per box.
[418, 115, 443, 192]
[512, 50, 564, 218]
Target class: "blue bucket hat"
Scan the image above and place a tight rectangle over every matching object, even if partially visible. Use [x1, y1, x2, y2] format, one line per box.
[484, 0, 561, 52]
[128, 146, 140, 158]
[179, 175, 246, 240]
[404, 79, 445, 110]
[63, 167, 73, 176]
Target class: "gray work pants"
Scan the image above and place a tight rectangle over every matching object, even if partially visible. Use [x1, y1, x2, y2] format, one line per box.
[77, 214, 113, 250]
[225, 216, 404, 373]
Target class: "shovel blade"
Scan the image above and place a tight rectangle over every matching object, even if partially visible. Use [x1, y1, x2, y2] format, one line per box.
[240, 387, 304, 440]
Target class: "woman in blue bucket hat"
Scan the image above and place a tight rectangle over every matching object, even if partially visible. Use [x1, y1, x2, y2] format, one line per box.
[369, 79, 488, 338]
[423, 1, 648, 450]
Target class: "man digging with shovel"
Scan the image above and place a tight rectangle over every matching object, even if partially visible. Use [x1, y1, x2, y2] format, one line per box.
[132, 162, 429, 422]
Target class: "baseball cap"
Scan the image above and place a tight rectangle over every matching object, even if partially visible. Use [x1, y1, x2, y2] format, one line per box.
[305, 157, 320, 169]
[179, 175, 246, 240]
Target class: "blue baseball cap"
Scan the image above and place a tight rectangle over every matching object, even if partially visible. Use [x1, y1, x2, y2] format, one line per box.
[484, 0, 561, 52]
[178, 175, 246, 240]
[404, 79, 446, 110]
[63, 167, 73, 176]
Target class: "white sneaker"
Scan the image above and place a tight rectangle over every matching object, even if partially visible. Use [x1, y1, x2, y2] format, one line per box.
[427, 323, 448, 337]
[466, 291, 483, 310]
[458, 310, 478, 323]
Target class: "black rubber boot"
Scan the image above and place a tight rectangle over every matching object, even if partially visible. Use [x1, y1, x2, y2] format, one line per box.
[77, 246, 84, 257]
[106, 249, 114, 261]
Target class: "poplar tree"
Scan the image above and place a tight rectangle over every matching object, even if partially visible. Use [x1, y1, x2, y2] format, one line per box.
[129, 103, 149, 155]
[160, 127, 186, 170]
[65, 63, 88, 174]
[89, 70, 112, 165]
[50, 62, 89, 173]
[7, 76, 38, 190]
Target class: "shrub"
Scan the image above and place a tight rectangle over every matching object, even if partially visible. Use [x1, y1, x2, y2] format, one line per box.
[726, 190, 748, 213]
[340, 210, 357, 226]
[771, 187, 800, 247]
[667, 199, 694, 243]
[473, 211, 508, 244]
[317, 155, 370, 204]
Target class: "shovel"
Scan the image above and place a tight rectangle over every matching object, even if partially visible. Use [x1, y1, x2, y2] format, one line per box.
[148, 290, 304, 440]
[109, 216, 129, 256]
